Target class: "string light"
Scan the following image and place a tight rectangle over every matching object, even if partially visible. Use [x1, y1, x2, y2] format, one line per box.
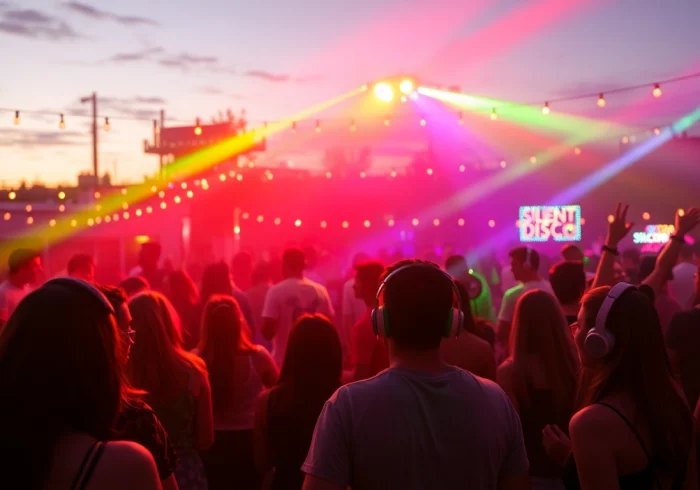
[420, 118, 427, 127]
[13, 110, 20, 125]
[642, 211, 651, 221]
[458, 112, 464, 125]
[390, 169, 397, 178]
[350, 119, 357, 132]
[95, 217, 102, 224]
[59, 114, 65, 129]
[530, 156, 537, 164]
[574, 147, 582, 155]
[104, 117, 111, 132]
[194, 118, 202, 135]
[160, 202, 167, 209]
[87, 218, 95, 227]
[26, 216, 33, 225]
[433, 218, 440, 227]
[234, 225, 241, 235]
[653, 127, 661, 136]
[25, 204, 32, 212]
[8, 191, 16, 200]
[123, 212, 130, 219]
[607, 214, 615, 223]
[360, 171, 367, 179]
[320, 220, 327, 228]
[59, 204, 65, 212]
[341, 220, 349, 229]
[388, 219, 395, 227]
[274, 217, 281, 225]
[257, 215, 264, 223]
[49, 219, 56, 227]
[291, 121, 297, 133]
[104, 215, 111, 223]
[236, 174, 243, 182]
[315, 120, 321, 133]
[121, 187, 128, 195]
[180, 182, 188, 189]
[459, 165, 466, 172]
[652, 84, 662, 98]
[678, 209, 685, 217]
[174, 196, 181, 204]
[542, 102, 550, 115]
[3, 212, 10, 221]
[457, 218, 465, 227]
[597, 93, 606, 108]
[412, 218, 419, 227]
[490, 108, 497, 120]
[500, 160, 507, 168]
[426, 168, 433, 176]
[364, 220, 371, 228]
[294, 219, 302, 227]
[325, 171, 332, 179]
[71, 219, 78, 227]
[488, 219, 496, 228]
[384, 117, 391, 127]
[621, 136, 629, 144]
[187, 190, 194, 198]
[146, 206, 153, 214]
[135, 210, 143, 218]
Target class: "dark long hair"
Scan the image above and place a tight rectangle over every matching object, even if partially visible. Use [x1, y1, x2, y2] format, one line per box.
[201, 261, 233, 304]
[277, 314, 342, 404]
[578, 286, 692, 475]
[510, 290, 579, 413]
[198, 295, 255, 417]
[0, 282, 125, 490]
[127, 291, 206, 407]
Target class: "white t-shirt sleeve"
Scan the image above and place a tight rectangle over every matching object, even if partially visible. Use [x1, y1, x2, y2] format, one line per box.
[261, 286, 279, 320]
[301, 391, 351, 487]
[319, 286, 335, 319]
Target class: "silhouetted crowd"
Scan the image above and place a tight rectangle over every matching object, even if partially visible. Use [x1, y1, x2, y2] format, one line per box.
[0, 203, 699, 490]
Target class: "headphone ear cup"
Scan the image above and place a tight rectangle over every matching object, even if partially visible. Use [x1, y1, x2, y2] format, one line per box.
[585, 329, 614, 358]
[372, 307, 389, 338]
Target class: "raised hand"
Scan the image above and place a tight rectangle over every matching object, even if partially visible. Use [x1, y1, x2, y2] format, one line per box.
[606, 202, 634, 248]
[675, 208, 700, 238]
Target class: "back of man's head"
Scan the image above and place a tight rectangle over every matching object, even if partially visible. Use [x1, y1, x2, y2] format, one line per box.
[382, 259, 453, 351]
[67, 253, 94, 276]
[510, 246, 541, 271]
[549, 261, 586, 306]
[561, 244, 584, 262]
[8, 248, 38, 275]
[282, 248, 306, 277]
[445, 255, 468, 277]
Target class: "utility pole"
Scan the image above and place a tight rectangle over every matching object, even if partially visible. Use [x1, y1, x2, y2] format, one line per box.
[80, 92, 98, 187]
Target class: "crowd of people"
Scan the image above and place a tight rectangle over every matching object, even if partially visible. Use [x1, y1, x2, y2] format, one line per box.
[0, 203, 699, 490]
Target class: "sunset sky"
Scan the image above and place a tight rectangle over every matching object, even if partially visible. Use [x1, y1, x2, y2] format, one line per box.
[1, 0, 699, 186]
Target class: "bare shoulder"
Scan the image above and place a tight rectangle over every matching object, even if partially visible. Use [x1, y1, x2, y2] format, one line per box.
[570, 404, 621, 441]
[91, 441, 160, 490]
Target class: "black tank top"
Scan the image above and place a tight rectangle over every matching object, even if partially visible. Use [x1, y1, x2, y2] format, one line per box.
[564, 402, 659, 490]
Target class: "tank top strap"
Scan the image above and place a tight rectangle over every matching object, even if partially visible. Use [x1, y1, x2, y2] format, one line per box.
[595, 402, 652, 461]
[70, 441, 106, 490]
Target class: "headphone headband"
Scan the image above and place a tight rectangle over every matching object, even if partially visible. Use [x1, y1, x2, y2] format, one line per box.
[585, 282, 635, 358]
[374, 264, 464, 312]
[372, 263, 465, 339]
[592, 282, 635, 334]
[43, 277, 115, 316]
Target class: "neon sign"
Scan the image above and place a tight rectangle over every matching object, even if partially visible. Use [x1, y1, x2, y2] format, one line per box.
[633, 224, 674, 253]
[519, 205, 581, 242]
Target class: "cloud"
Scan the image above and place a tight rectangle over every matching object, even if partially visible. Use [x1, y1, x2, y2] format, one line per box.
[244, 70, 321, 84]
[106, 47, 163, 63]
[0, 8, 82, 40]
[158, 53, 218, 69]
[199, 86, 223, 95]
[62, 2, 159, 26]
[64, 95, 166, 122]
[0, 128, 87, 149]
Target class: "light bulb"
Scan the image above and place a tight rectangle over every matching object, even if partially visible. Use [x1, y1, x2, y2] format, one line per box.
[490, 108, 497, 120]
[420, 118, 427, 127]
[458, 112, 464, 125]
[597, 93, 606, 108]
[652, 84, 662, 98]
[542, 102, 550, 115]
[104, 117, 111, 132]
[315, 120, 321, 133]
[59, 114, 65, 129]
[13, 110, 20, 125]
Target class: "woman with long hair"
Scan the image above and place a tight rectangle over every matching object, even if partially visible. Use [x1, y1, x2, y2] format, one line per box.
[98, 286, 178, 490]
[253, 314, 342, 490]
[497, 289, 579, 489]
[201, 261, 256, 331]
[0, 278, 161, 490]
[128, 291, 214, 490]
[165, 269, 201, 350]
[197, 295, 278, 489]
[561, 285, 695, 489]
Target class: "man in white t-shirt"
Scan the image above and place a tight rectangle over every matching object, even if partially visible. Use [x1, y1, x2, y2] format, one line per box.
[302, 260, 529, 490]
[262, 248, 334, 367]
[497, 247, 553, 355]
[669, 244, 697, 310]
[0, 248, 43, 330]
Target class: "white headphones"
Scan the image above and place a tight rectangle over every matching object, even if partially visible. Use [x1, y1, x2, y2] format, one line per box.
[371, 264, 465, 339]
[584, 282, 636, 358]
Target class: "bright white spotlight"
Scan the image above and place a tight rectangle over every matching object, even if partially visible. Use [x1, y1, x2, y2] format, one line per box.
[374, 82, 394, 102]
[399, 79, 414, 95]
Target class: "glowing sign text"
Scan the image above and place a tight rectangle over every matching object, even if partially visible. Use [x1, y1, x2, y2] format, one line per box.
[633, 224, 674, 252]
[519, 205, 582, 242]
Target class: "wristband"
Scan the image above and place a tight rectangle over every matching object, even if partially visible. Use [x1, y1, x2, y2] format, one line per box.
[670, 235, 686, 244]
[602, 245, 619, 256]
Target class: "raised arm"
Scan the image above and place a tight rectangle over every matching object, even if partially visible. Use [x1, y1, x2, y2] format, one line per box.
[643, 208, 700, 298]
[592, 203, 634, 289]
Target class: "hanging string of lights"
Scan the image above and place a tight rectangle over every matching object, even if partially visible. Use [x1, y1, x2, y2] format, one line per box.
[2, 72, 699, 130]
